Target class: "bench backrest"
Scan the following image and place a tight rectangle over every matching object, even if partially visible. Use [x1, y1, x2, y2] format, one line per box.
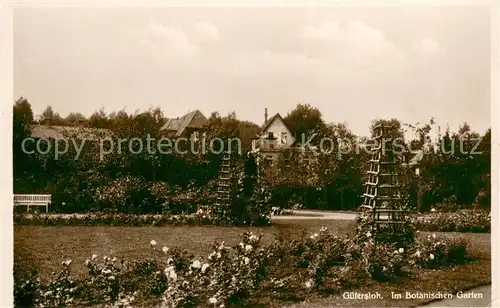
[14, 194, 52, 202]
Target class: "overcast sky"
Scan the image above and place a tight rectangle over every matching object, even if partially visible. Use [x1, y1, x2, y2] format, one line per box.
[14, 6, 491, 136]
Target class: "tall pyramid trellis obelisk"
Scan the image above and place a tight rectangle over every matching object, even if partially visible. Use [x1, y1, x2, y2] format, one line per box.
[215, 151, 234, 219]
[361, 124, 409, 241]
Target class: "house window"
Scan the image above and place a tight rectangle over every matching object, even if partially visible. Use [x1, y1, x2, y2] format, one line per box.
[268, 132, 274, 139]
[281, 132, 287, 145]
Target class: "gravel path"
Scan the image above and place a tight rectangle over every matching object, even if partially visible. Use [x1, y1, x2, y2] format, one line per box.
[271, 210, 357, 220]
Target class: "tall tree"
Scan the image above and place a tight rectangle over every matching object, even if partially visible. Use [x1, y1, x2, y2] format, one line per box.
[370, 118, 404, 140]
[64, 112, 87, 126]
[40, 105, 63, 125]
[284, 103, 327, 144]
[89, 109, 111, 128]
[14, 97, 34, 124]
[13, 97, 38, 192]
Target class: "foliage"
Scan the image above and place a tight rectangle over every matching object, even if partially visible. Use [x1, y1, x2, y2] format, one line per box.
[405, 120, 491, 211]
[344, 209, 413, 282]
[283, 103, 328, 143]
[370, 118, 405, 140]
[13, 98, 491, 214]
[213, 154, 273, 226]
[258, 120, 364, 210]
[162, 232, 268, 307]
[354, 208, 416, 248]
[203, 111, 260, 150]
[414, 208, 490, 233]
[408, 233, 468, 268]
[31, 261, 78, 307]
[14, 226, 472, 308]
[13, 97, 41, 193]
[13, 212, 215, 227]
[346, 239, 406, 282]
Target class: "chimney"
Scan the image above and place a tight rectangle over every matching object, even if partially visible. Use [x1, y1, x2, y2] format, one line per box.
[264, 108, 268, 123]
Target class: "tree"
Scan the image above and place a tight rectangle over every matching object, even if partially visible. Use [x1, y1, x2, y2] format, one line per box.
[40, 106, 63, 125]
[284, 104, 327, 144]
[89, 109, 111, 128]
[203, 112, 261, 152]
[238, 120, 261, 150]
[14, 97, 34, 124]
[405, 120, 490, 211]
[324, 123, 364, 209]
[370, 118, 404, 140]
[204, 112, 239, 139]
[13, 97, 39, 192]
[474, 128, 491, 207]
[64, 112, 87, 126]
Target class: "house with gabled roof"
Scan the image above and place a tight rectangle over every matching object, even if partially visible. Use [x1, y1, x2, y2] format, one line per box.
[160, 110, 208, 138]
[250, 108, 296, 164]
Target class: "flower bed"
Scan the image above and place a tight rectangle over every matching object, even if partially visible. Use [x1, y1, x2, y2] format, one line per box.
[14, 209, 272, 227]
[13, 210, 217, 227]
[414, 208, 490, 233]
[15, 228, 470, 308]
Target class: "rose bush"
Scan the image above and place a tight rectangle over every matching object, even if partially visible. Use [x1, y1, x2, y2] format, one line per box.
[408, 233, 468, 268]
[14, 227, 471, 307]
[414, 208, 490, 232]
[13, 212, 215, 227]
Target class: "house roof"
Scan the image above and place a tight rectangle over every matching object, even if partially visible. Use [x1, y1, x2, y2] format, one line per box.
[259, 113, 285, 132]
[250, 113, 298, 148]
[160, 110, 207, 136]
[29, 125, 112, 140]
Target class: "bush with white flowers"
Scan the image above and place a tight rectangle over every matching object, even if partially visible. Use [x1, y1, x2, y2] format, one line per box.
[162, 232, 267, 307]
[409, 233, 468, 268]
[34, 260, 78, 307]
[14, 228, 471, 307]
[414, 208, 490, 233]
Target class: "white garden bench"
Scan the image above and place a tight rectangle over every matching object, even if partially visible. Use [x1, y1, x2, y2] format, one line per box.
[14, 194, 51, 213]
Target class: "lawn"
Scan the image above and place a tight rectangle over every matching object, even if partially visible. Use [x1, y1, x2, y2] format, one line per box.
[14, 219, 356, 279]
[14, 220, 491, 307]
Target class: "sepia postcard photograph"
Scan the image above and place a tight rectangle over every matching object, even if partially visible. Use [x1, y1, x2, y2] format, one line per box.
[3, 1, 498, 307]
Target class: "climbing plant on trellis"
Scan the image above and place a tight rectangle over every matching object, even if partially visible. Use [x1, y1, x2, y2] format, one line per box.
[358, 124, 415, 247]
[214, 149, 271, 226]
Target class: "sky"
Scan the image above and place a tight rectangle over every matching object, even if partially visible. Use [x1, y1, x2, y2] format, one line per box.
[14, 6, 491, 137]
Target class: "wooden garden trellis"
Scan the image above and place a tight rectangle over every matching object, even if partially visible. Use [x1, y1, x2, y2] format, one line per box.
[361, 124, 408, 238]
[215, 151, 233, 216]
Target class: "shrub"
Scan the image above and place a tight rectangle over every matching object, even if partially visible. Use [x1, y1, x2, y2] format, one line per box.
[35, 261, 78, 307]
[351, 240, 407, 282]
[408, 233, 468, 268]
[13, 229, 471, 307]
[302, 228, 349, 286]
[148, 182, 170, 199]
[126, 183, 166, 214]
[414, 208, 490, 232]
[13, 212, 215, 227]
[473, 188, 490, 208]
[354, 208, 415, 248]
[94, 176, 143, 212]
[14, 270, 38, 307]
[91, 176, 167, 214]
[162, 232, 268, 307]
